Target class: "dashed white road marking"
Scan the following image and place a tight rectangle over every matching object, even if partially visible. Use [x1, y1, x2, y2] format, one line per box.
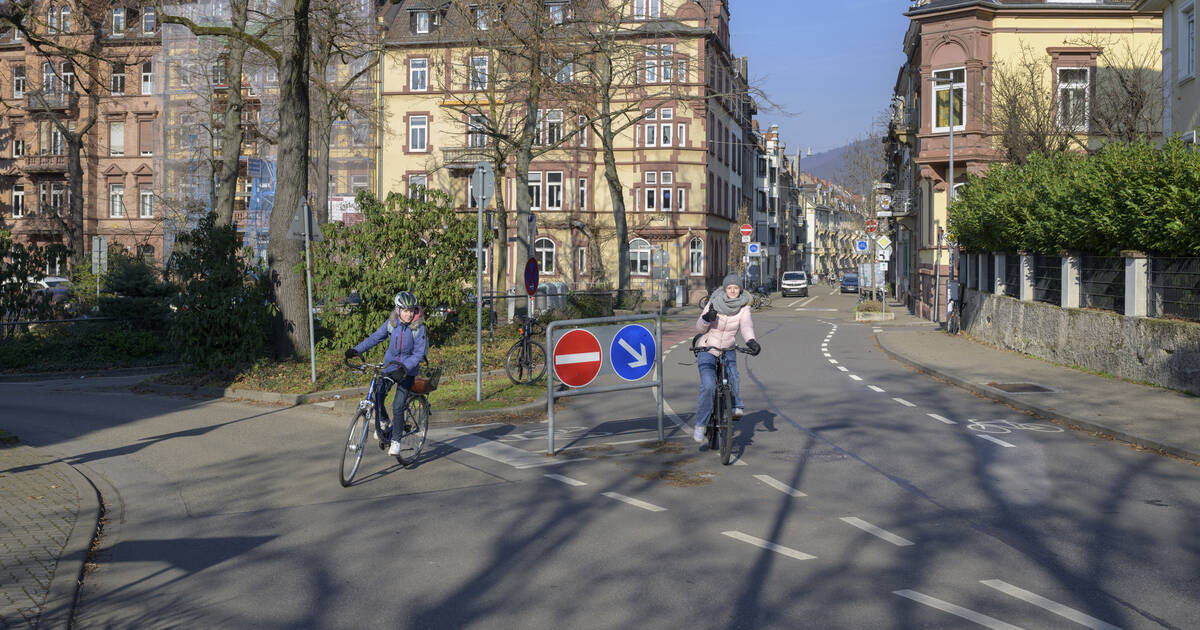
[837, 366, 849, 372]
[823, 353, 832, 358]
[786, 298, 803, 307]
[893, 397, 916, 407]
[978, 435, 1016, 448]
[602, 492, 667, 512]
[828, 359, 839, 365]
[840, 517, 914, 546]
[868, 385, 886, 393]
[892, 590, 1023, 630]
[544, 474, 587, 486]
[980, 580, 1123, 630]
[873, 328, 883, 333]
[430, 428, 561, 469]
[799, 296, 818, 307]
[722, 531, 816, 560]
[754, 474, 807, 497]
[849, 375, 862, 381]
[927, 413, 956, 425]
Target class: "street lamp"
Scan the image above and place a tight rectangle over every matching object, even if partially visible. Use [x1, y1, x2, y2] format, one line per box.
[931, 72, 960, 325]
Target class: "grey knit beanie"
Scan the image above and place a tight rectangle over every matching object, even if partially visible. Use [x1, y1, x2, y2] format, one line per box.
[721, 273, 742, 290]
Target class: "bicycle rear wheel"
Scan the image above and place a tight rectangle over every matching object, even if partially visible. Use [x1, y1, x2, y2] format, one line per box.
[340, 407, 372, 486]
[708, 390, 722, 450]
[505, 340, 547, 384]
[394, 395, 430, 466]
[718, 390, 734, 465]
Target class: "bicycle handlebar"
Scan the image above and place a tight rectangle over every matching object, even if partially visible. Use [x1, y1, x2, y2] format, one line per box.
[690, 344, 753, 355]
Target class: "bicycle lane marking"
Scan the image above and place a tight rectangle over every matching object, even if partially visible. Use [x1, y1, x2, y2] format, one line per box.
[892, 590, 1024, 630]
[721, 531, 816, 560]
[602, 492, 668, 512]
[427, 427, 564, 469]
[979, 580, 1123, 630]
[977, 435, 1016, 448]
[754, 474, 806, 497]
[544, 474, 587, 486]
[839, 517, 914, 546]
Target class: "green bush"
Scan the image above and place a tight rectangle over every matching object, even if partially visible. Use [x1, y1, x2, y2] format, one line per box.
[950, 139, 1200, 256]
[98, 249, 174, 330]
[0, 231, 58, 326]
[0, 322, 172, 371]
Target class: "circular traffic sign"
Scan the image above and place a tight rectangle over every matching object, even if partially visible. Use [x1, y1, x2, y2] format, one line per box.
[524, 257, 539, 297]
[553, 329, 602, 388]
[865, 219, 878, 233]
[740, 224, 753, 237]
[610, 324, 655, 381]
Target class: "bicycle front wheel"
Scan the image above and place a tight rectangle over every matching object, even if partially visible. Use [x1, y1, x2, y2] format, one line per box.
[394, 395, 430, 466]
[340, 407, 372, 487]
[506, 340, 547, 384]
[718, 391, 734, 465]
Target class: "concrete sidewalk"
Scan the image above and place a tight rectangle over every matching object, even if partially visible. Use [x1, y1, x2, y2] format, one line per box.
[0, 444, 98, 630]
[875, 323, 1200, 463]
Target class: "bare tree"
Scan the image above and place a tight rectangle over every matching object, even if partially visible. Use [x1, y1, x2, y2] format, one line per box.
[988, 45, 1074, 164]
[836, 113, 889, 217]
[1071, 36, 1163, 144]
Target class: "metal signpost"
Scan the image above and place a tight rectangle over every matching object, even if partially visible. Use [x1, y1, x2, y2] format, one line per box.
[546, 314, 663, 455]
[472, 162, 495, 402]
[287, 197, 322, 383]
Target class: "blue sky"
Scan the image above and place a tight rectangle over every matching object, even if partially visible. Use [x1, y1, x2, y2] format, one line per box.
[729, 0, 911, 155]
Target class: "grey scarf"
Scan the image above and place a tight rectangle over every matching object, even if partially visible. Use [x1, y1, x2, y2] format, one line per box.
[708, 287, 750, 316]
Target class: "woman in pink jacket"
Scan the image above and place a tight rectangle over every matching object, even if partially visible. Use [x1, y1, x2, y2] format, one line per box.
[693, 274, 761, 442]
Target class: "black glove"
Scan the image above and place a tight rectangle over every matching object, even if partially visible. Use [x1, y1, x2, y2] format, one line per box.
[746, 339, 761, 356]
[385, 367, 407, 382]
[701, 308, 717, 323]
[344, 348, 359, 360]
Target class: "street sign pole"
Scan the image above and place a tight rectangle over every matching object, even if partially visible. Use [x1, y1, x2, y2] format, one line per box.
[472, 162, 495, 402]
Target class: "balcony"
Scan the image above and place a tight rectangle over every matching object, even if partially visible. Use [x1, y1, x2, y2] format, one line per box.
[25, 90, 78, 112]
[23, 154, 69, 173]
[442, 146, 490, 169]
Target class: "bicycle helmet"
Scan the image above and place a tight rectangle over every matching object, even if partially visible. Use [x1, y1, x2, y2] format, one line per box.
[393, 291, 418, 310]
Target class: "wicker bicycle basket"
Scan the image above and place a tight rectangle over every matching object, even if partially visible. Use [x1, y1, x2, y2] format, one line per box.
[411, 367, 442, 394]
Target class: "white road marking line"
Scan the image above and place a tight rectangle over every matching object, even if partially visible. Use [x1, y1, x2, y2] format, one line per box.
[893, 397, 916, 407]
[873, 328, 883, 333]
[554, 351, 601, 366]
[837, 366, 849, 372]
[732, 458, 748, 466]
[927, 413, 956, 425]
[544, 474, 587, 486]
[978, 435, 1016, 448]
[828, 359, 839, 364]
[980, 580, 1123, 630]
[849, 375, 862, 381]
[555, 437, 674, 453]
[786, 299, 803, 307]
[754, 475, 806, 497]
[840, 517, 914, 546]
[429, 428, 561, 469]
[868, 385, 886, 393]
[722, 531, 815, 560]
[602, 492, 667, 512]
[892, 590, 1024, 630]
[822, 353, 832, 359]
[800, 296, 818, 307]
[655, 391, 690, 431]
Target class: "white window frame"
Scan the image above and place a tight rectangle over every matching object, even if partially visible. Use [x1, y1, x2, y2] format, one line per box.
[576, 246, 587, 275]
[13, 135, 23, 157]
[546, 109, 563, 145]
[468, 114, 488, 148]
[110, 121, 125, 156]
[577, 115, 588, 147]
[688, 237, 703, 275]
[408, 174, 427, 199]
[534, 237, 555, 274]
[677, 187, 686, 212]
[141, 61, 153, 95]
[351, 175, 369, 192]
[661, 122, 672, 146]
[634, 0, 660, 19]
[139, 189, 153, 218]
[408, 115, 427, 152]
[13, 65, 24, 98]
[143, 7, 155, 33]
[528, 171, 541, 210]
[415, 11, 430, 34]
[1182, 4, 1196, 80]
[11, 185, 24, 218]
[629, 238, 651, 275]
[1056, 67, 1090, 132]
[645, 59, 658, 83]
[61, 62, 73, 92]
[108, 183, 125, 218]
[645, 122, 657, 147]
[48, 5, 59, 34]
[49, 183, 64, 216]
[469, 55, 488, 90]
[111, 63, 124, 95]
[112, 7, 126, 37]
[473, 6, 488, 30]
[546, 171, 563, 210]
[932, 67, 965, 132]
[578, 177, 587, 211]
[409, 58, 428, 92]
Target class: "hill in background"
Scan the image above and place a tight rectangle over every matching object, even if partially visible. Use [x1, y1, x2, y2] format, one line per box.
[793, 138, 874, 183]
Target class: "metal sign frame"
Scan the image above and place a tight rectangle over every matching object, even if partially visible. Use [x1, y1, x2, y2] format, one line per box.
[546, 313, 663, 455]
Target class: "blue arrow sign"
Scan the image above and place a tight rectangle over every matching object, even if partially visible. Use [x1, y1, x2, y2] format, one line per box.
[855, 239, 869, 253]
[610, 324, 655, 381]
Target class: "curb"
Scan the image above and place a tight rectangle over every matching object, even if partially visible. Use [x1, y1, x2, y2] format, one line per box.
[875, 333, 1200, 463]
[0, 364, 182, 382]
[36, 449, 101, 630]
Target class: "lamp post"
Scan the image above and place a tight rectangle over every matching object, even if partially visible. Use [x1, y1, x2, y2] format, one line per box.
[931, 72, 958, 324]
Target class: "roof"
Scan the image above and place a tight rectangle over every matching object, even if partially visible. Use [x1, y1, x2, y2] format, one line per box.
[906, 0, 1138, 17]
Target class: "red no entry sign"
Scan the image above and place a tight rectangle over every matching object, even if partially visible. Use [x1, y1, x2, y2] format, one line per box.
[865, 219, 878, 233]
[553, 329, 602, 388]
[740, 224, 753, 237]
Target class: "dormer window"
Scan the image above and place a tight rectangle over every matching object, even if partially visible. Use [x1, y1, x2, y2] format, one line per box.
[548, 2, 569, 24]
[634, 0, 661, 20]
[472, 6, 488, 30]
[416, 11, 430, 34]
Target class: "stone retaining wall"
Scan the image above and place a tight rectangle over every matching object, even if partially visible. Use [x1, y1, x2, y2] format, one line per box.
[962, 289, 1200, 395]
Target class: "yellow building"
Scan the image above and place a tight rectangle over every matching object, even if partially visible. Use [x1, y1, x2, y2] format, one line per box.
[886, 0, 1162, 321]
[377, 0, 753, 302]
[1137, 0, 1200, 141]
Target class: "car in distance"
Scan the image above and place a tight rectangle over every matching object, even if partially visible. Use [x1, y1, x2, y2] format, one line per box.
[840, 272, 859, 294]
[780, 271, 809, 297]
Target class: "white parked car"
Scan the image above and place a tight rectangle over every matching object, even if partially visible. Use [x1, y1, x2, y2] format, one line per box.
[780, 271, 809, 297]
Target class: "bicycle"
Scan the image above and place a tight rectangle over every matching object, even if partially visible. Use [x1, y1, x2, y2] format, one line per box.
[339, 357, 439, 486]
[750, 289, 772, 310]
[690, 340, 754, 465]
[505, 315, 547, 385]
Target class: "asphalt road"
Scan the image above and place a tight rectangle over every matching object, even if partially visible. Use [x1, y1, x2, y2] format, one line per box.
[1, 288, 1197, 629]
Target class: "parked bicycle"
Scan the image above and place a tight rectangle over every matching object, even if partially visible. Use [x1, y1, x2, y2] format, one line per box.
[750, 287, 772, 310]
[506, 315, 547, 385]
[690, 340, 753, 465]
[946, 284, 961, 335]
[339, 357, 439, 486]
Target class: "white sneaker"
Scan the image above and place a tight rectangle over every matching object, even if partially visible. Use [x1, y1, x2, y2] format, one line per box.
[388, 440, 403, 456]
[733, 408, 744, 420]
[693, 423, 705, 443]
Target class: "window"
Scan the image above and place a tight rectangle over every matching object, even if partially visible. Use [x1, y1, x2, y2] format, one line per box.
[689, 237, 703, 275]
[139, 189, 153, 218]
[546, 109, 563, 145]
[211, 60, 225, 86]
[576, 247, 587, 275]
[110, 63, 125, 94]
[528, 171, 541, 210]
[634, 0, 661, 19]
[408, 174, 427, 198]
[677, 187, 686, 212]
[1056, 67, 1089, 132]
[645, 59, 658, 83]
[408, 115, 427, 151]
[469, 56, 487, 90]
[661, 172, 673, 211]
[629, 238, 651, 275]
[13, 134, 23, 158]
[468, 114, 487, 148]
[42, 62, 57, 93]
[578, 178, 587, 211]
[555, 61, 573, 84]
[473, 6, 488, 30]
[677, 123, 685, 147]
[112, 8, 126, 36]
[13, 65, 24, 98]
[415, 11, 430, 34]
[409, 58, 427, 91]
[143, 7, 155, 33]
[141, 62, 153, 94]
[351, 175, 369, 192]
[48, 6, 58, 33]
[645, 122, 656, 147]
[139, 119, 153, 156]
[548, 2, 568, 24]
[577, 115, 588, 147]
[61, 62, 73, 92]
[1183, 5, 1196, 79]
[11, 185, 24, 218]
[932, 68, 964, 132]
[108, 183, 125, 217]
[661, 122, 672, 146]
[49, 183, 64, 216]
[50, 126, 63, 155]
[644, 172, 657, 211]
[109, 121, 125, 155]
[534, 237, 555, 274]
[546, 172, 562, 209]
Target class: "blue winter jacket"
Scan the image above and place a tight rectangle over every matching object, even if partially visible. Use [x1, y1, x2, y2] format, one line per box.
[354, 310, 428, 376]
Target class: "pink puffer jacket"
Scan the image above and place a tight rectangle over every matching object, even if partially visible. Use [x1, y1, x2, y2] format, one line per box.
[695, 304, 756, 356]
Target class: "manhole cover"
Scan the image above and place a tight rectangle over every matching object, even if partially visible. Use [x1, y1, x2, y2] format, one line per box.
[987, 382, 1054, 393]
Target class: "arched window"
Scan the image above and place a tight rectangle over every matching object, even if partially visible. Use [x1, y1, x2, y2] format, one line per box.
[60, 6, 70, 33]
[688, 237, 703, 275]
[629, 238, 650, 276]
[534, 237, 555, 274]
[47, 6, 58, 34]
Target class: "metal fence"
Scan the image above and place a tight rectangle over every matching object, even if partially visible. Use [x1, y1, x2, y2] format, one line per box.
[1032, 255, 1062, 305]
[1080, 256, 1125, 314]
[1003, 256, 1020, 297]
[1149, 257, 1200, 322]
[985, 254, 995, 294]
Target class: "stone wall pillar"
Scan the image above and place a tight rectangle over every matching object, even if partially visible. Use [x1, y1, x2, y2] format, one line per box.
[994, 252, 1005, 296]
[1123, 250, 1148, 317]
[1019, 252, 1034, 302]
[1062, 253, 1081, 308]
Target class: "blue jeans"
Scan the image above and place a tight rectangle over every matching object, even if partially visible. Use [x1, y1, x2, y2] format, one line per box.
[377, 373, 415, 436]
[695, 351, 742, 427]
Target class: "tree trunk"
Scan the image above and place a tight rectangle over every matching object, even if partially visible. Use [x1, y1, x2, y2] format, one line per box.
[312, 107, 332, 225]
[66, 136, 85, 257]
[599, 118, 629, 295]
[267, 0, 311, 358]
[491, 161, 509, 295]
[213, 0, 248, 228]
